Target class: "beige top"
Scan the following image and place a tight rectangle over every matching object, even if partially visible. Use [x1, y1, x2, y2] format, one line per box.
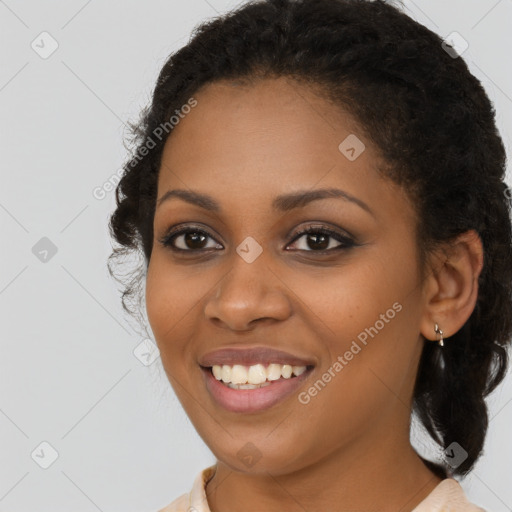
[158, 465, 487, 512]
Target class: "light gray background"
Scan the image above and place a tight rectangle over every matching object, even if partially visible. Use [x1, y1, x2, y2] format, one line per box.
[1, 1, 511, 511]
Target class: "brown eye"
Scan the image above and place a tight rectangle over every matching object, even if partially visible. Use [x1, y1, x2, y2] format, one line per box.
[158, 223, 355, 255]
[287, 226, 355, 253]
[159, 227, 223, 252]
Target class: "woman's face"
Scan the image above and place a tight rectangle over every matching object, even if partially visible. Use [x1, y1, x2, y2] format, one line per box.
[146, 76, 429, 475]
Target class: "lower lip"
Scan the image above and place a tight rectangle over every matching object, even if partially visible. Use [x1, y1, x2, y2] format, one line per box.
[201, 366, 314, 413]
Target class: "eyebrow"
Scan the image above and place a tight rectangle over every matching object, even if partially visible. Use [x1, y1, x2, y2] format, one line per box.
[156, 187, 375, 217]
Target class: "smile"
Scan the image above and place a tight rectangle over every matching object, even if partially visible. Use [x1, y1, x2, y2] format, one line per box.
[201, 363, 315, 413]
[211, 363, 307, 388]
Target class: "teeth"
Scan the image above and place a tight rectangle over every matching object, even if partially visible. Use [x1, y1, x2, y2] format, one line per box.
[267, 363, 282, 381]
[212, 365, 223, 380]
[281, 364, 292, 379]
[231, 364, 248, 384]
[292, 365, 306, 376]
[227, 381, 272, 390]
[211, 363, 309, 385]
[248, 364, 267, 384]
[221, 365, 232, 382]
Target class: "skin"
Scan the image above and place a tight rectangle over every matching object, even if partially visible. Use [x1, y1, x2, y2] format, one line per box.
[145, 76, 484, 512]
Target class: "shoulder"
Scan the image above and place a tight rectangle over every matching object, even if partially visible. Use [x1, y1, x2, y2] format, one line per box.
[157, 464, 217, 512]
[412, 478, 487, 512]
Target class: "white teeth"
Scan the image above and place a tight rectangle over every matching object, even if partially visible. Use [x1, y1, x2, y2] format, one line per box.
[292, 365, 306, 376]
[212, 365, 223, 380]
[221, 365, 232, 382]
[248, 364, 267, 384]
[281, 364, 292, 379]
[210, 363, 309, 385]
[231, 364, 248, 384]
[267, 364, 282, 381]
[227, 381, 272, 390]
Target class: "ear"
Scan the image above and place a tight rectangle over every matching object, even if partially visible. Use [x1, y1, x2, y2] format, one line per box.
[419, 229, 484, 342]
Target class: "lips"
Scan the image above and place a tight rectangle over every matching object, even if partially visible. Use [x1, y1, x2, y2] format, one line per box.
[201, 364, 315, 413]
[198, 346, 316, 368]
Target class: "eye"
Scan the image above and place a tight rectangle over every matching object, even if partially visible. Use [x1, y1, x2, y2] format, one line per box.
[286, 224, 355, 253]
[158, 223, 356, 254]
[158, 225, 223, 252]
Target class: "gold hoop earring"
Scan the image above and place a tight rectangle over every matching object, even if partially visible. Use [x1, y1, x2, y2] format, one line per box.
[434, 323, 444, 347]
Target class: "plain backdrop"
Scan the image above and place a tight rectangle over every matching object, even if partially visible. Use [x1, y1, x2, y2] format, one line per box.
[1, 1, 511, 511]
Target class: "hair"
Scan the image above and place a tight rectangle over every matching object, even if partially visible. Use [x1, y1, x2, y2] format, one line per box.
[108, 0, 512, 478]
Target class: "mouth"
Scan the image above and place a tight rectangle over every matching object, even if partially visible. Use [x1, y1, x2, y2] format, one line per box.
[200, 363, 315, 413]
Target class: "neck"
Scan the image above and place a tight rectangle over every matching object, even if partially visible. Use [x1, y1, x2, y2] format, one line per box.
[206, 428, 443, 512]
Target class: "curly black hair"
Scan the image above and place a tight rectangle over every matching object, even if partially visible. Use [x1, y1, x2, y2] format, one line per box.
[108, 0, 512, 478]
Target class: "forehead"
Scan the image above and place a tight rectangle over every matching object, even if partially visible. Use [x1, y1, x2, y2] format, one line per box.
[160, 76, 362, 171]
[156, 77, 413, 222]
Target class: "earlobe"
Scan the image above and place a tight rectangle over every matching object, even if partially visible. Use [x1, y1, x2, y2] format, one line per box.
[419, 229, 484, 342]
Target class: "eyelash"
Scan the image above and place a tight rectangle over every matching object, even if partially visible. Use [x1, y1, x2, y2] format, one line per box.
[158, 224, 356, 255]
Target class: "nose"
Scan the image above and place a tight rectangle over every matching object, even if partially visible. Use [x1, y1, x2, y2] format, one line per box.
[204, 251, 293, 331]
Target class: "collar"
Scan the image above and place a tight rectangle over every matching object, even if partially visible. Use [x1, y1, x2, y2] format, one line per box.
[174, 466, 486, 512]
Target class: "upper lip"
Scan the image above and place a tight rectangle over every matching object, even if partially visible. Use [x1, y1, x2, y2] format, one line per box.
[198, 346, 316, 368]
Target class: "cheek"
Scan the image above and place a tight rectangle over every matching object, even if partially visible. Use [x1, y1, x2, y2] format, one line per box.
[145, 254, 192, 348]
[145, 253, 216, 375]
[145, 258, 172, 336]
[304, 259, 411, 345]
[303, 244, 421, 388]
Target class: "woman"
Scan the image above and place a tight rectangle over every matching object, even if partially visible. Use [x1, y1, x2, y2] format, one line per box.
[108, 0, 512, 510]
